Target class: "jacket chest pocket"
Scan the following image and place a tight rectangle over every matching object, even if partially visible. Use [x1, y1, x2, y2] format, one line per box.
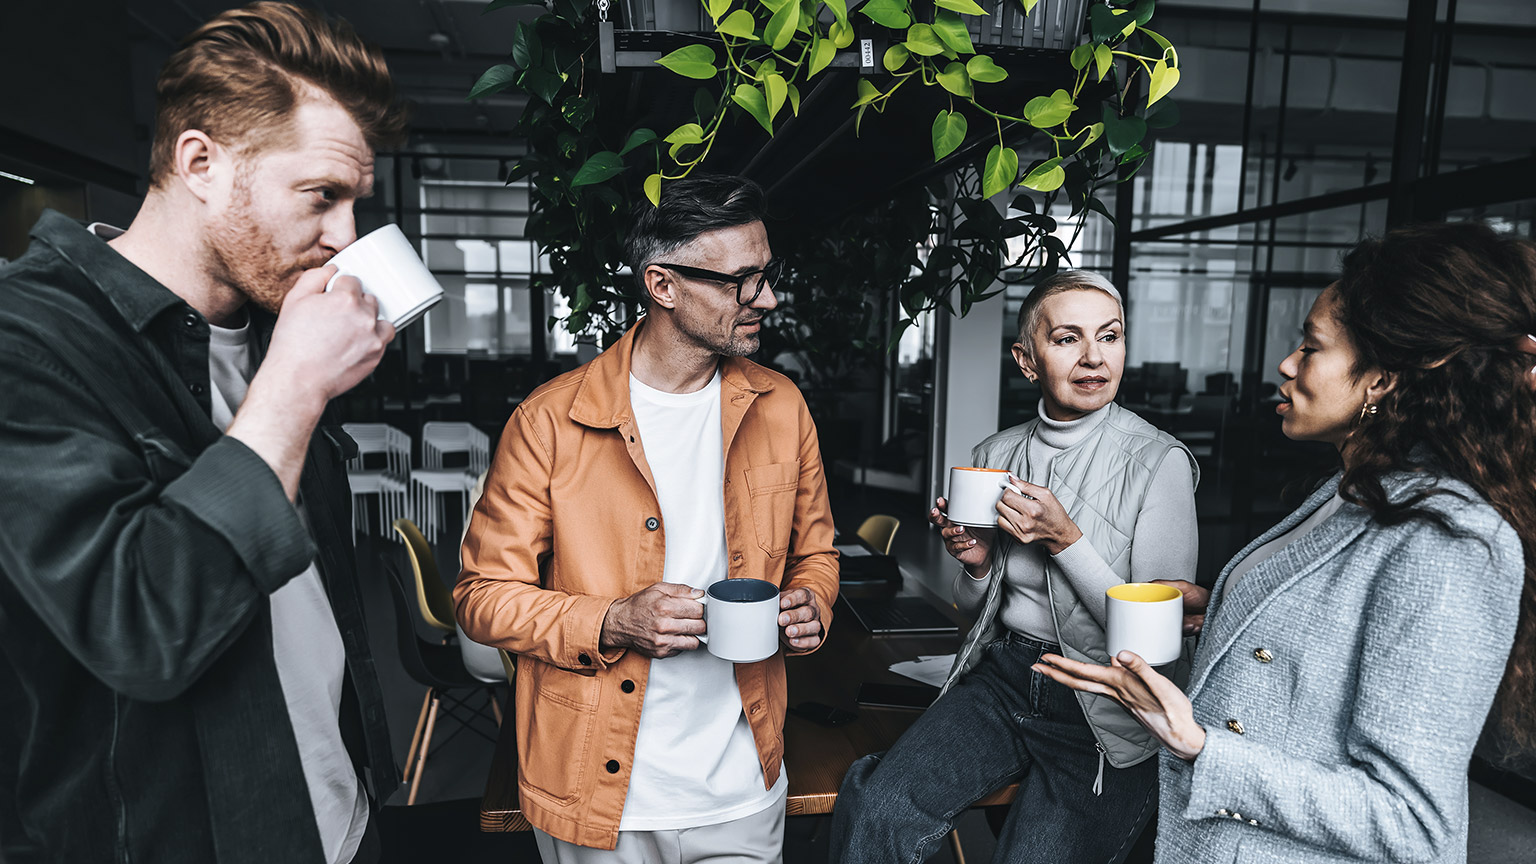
[745, 461, 799, 558]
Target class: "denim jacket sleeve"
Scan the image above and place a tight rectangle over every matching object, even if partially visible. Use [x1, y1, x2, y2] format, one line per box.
[0, 341, 314, 702]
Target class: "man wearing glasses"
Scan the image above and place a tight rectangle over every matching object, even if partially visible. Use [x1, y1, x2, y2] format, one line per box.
[455, 174, 839, 863]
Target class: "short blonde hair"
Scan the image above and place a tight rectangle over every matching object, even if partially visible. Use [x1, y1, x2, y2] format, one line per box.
[149, 1, 406, 188]
[1015, 270, 1125, 356]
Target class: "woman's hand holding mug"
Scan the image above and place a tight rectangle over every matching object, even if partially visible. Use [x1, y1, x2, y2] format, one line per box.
[930, 498, 994, 578]
[996, 475, 1084, 556]
[1151, 579, 1210, 634]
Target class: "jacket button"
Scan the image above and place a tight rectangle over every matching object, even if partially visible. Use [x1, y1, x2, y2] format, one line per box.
[578, 653, 592, 666]
[621, 679, 635, 693]
[1226, 719, 1245, 735]
[1247, 819, 1259, 826]
[645, 517, 659, 531]
[732, 552, 743, 564]
[182, 311, 200, 328]
[749, 703, 762, 715]
[605, 760, 620, 774]
[1231, 811, 1244, 821]
[187, 381, 205, 396]
[1216, 808, 1230, 817]
[1253, 647, 1273, 663]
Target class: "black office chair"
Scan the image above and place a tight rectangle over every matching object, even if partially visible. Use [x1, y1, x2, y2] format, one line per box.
[385, 560, 503, 805]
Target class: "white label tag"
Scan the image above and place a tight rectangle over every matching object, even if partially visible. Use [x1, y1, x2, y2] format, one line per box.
[861, 39, 874, 67]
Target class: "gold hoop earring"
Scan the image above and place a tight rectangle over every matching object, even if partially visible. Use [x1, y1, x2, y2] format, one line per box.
[1357, 402, 1379, 424]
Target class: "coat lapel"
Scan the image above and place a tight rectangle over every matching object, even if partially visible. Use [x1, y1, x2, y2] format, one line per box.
[1188, 474, 1372, 698]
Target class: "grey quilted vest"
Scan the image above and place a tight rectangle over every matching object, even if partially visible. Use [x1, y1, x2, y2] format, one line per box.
[941, 402, 1199, 773]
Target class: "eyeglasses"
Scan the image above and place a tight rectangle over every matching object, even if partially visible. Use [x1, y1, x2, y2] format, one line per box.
[652, 258, 784, 306]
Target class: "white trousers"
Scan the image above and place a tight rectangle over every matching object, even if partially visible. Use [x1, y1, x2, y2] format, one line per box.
[534, 788, 787, 864]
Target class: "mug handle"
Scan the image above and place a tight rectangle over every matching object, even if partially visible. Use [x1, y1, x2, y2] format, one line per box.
[696, 594, 709, 645]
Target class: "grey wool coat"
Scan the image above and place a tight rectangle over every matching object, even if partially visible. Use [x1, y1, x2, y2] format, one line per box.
[1156, 470, 1523, 864]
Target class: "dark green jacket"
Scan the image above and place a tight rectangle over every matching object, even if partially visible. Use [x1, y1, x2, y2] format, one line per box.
[0, 211, 397, 863]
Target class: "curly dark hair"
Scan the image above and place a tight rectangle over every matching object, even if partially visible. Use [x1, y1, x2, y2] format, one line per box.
[1332, 220, 1536, 754]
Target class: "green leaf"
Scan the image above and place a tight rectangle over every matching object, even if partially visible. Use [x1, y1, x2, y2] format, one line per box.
[1093, 43, 1113, 81]
[966, 54, 1008, 83]
[760, 0, 792, 11]
[830, 19, 856, 49]
[511, 22, 542, 70]
[765, 1, 800, 50]
[521, 68, 564, 105]
[934, 0, 986, 14]
[656, 44, 719, 80]
[1145, 97, 1180, 129]
[788, 83, 801, 116]
[468, 64, 518, 100]
[570, 151, 624, 188]
[719, 9, 758, 38]
[1140, 27, 1177, 65]
[982, 145, 1019, 199]
[561, 96, 596, 130]
[809, 35, 837, 76]
[936, 61, 973, 98]
[664, 122, 707, 145]
[1148, 59, 1180, 106]
[1101, 106, 1147, 156]
[884, 43, 911, 72]
[1085, 195, 1117, 226]
[733, 83, 774, 134]
[931, 109, 968, 161]
[764, 73, 788, 121]
[905, 24, 946, 56]
[1076, 122, 1104, 152]
[932, 11, 976, 55]
[851, 78, 882, 108]
[1023, 88, 1075, 128]
[1069, 43, 1093, 71]
[860, 0, 912, 30]
[619, 128, 658, 155]
[707, 0, 731, 22]
[1132, 0, 1155, 26]
[824, 0, 849, 25]
[1088, 3, 1123, 42]
[1020, 0, 1039, 13]
[1022, 156, 1064, 191]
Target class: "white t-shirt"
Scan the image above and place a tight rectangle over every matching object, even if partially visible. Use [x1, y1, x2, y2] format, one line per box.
[207, 319, 370, 864]
[619, 370, 787, 831]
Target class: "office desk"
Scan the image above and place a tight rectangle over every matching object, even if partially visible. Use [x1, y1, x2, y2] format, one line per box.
[480, 577, 1015, 831]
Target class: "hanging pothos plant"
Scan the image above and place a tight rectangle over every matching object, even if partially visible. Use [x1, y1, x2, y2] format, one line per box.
[470, 0, 1182, 338]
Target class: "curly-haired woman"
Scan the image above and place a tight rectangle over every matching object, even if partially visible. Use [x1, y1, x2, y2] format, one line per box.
[1039, 220, 1536, 864]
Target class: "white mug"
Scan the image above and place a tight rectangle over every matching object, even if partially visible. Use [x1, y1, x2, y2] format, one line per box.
[945, 466, 1012, 527]
[699, 578, 780, 663]
[326, 223, 444, 329]
[1105, 582, 1183, 666]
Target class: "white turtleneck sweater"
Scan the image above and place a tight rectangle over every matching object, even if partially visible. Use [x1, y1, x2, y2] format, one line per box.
[952, 402, 1199, 642]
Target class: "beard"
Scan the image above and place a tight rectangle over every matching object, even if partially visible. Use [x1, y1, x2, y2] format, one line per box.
[204, 173, 325, 314]
[676, 309, 766, 358]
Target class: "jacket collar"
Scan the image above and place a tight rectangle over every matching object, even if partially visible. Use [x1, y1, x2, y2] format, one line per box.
[30, 209, 184, 333]
[567, 318, 777, 429]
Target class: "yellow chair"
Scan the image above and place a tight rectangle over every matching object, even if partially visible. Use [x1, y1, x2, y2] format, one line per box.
[393, 518, 456, 635]
[856, 514, 900, 555]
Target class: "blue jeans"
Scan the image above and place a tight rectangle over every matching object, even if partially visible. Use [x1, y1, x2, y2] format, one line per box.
[830, 633, 1157, 864]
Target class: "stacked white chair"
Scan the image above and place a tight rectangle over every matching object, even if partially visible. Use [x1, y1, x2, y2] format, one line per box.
[341, 423, 412, 543]
[411, 422, 489, 541]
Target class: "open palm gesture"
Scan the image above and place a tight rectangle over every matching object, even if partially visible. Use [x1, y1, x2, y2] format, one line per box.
[1034, 651, 1207, 761]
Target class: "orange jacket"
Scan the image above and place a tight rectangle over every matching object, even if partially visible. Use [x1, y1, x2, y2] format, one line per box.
[455, 321, 840, 849]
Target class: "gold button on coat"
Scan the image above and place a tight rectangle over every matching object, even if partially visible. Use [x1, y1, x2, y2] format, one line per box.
[1253, 647, 1273, 663]
[1226, 719, 1245, 735]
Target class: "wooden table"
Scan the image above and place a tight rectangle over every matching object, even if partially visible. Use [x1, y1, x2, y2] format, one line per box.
[480, 574, 1015, 831]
